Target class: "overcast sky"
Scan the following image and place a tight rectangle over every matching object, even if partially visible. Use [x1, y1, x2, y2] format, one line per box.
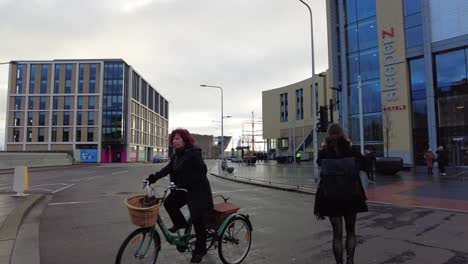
[0, 0, 328, 151]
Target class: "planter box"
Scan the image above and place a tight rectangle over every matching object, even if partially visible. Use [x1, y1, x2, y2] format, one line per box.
[375, 157, 403, 175]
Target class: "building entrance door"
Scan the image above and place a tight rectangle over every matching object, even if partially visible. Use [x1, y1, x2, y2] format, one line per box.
[113, 152, 121, 163]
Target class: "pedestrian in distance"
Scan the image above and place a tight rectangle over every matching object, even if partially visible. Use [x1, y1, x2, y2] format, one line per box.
[423, 148, 435, 174]
[296, 151, 302, 164]
[146, 128, 214, 263]
[436, 146, 448, 176]
[364, 148, 376, 183]
[314, 123, 368, 264]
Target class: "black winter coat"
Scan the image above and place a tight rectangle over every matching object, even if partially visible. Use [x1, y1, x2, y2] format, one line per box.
[314, 138, 368, 219]
[149, 146, 214, 219]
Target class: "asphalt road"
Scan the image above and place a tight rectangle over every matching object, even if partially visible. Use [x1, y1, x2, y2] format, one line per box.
[17, 162, 468, 263]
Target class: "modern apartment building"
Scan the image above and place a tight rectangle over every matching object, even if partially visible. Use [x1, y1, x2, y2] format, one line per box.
[262, 74, 333, 158]
[327, 0, 468, 165]
[5, 59, 169, 163]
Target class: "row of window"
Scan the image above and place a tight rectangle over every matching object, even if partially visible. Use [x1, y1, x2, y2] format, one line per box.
[13, 96, 96, 110]
[130, 129, 167, 147]
[12, 127, 96, 143]
[15, 63, 98, 95]
[13, 111, 96, 126]
[131, 72, 168, 118]
[279, 89, 305, 123]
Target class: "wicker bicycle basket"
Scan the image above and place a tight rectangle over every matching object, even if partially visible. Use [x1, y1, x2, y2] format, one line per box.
[125, 194, 160, 228]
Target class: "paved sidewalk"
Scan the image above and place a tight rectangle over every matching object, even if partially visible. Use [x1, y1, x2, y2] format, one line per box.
[210, 161, 468, 213]
[0, 194, 43, 264]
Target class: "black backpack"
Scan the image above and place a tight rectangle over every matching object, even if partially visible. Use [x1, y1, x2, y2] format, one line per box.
[320, 158, 361, 199]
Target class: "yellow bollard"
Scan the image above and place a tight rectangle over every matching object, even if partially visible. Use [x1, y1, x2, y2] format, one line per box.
[12, 166, 29, 197]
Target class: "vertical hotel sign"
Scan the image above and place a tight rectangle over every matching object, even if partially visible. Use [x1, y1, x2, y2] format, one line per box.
[376, 0, 413, 163]
[381, 27, 404, 102]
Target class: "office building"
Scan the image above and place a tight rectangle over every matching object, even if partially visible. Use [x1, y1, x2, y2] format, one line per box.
[5, 59, 169, 163]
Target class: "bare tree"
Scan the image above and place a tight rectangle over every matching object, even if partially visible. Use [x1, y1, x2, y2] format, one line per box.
[383, 111, 393, 157]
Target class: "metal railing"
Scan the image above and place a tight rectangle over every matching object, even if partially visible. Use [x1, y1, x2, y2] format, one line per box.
[213, 160, 317, 189]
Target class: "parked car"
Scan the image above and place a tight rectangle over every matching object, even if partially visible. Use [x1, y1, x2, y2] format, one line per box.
[152, 155, 167, 163]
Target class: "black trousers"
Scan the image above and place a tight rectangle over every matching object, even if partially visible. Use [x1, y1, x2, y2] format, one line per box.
[366, 170, 374, 181]
[164, 191, 207, 253]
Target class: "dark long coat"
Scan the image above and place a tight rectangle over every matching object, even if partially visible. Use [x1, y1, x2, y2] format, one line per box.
[149, 145, 214, 219]
[314, 138, 368, 219]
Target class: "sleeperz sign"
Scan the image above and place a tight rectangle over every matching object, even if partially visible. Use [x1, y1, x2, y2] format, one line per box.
[381, 27, 404, 102]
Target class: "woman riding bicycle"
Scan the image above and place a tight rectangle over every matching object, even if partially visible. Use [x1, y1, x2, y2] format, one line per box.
[146, 128, 214, 263]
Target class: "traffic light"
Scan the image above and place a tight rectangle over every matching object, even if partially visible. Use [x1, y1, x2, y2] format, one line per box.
[317, 106, 329, 132]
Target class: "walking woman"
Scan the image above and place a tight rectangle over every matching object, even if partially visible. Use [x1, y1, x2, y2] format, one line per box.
[146, 128, 213, 263]
[314, 123, 368, 264]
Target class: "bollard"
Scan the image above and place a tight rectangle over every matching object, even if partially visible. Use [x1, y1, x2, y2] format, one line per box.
[11, 166, 29, 197]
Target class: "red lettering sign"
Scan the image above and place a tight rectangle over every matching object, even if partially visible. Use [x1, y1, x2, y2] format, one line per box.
[382, 27, 394, 39]
[383, 105, 407, 111]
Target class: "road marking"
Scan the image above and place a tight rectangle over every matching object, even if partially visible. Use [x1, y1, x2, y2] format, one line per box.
[69, 176, 103, 182]
[51, 184, 75, 194]
[112, 171, 128, 175]
[212, 188, 264, 194]
[49, 201, 96, 206]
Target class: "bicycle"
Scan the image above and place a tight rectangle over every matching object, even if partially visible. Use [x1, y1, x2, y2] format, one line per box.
[115, 181, 253, 264]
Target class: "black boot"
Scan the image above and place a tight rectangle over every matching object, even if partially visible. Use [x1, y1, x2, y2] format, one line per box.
[191, 249, 207, 263]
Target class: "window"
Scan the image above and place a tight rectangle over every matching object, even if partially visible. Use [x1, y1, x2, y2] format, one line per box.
[87, 128, 94, 141]
[88, 111, 95, 125]
[39, 111, 46, 126]
[16, 64, 24, 94]
[88, 96, 95, 109]
[89, 64, 96, 93]
[54, 64, 60, 93]
[53, 96, 59, 109]
[52, 112, 58, 125]
[63, 111, 70, 126]
[63, 128, 69, 142]
[40, 64, 48, 94]
[77, 111, 82, 125]
[38, 128, 45, 142]
[78, 64, 84, 93]
[436, 49, 467, 95]
[27, 128, 33, 142]
[76, 127, 81, 142]
[77, 96, 83, 109]
[29, 64, 36, 94]
[15, 96, 21, 110]
[280, 93, 288, 122]
[296, 89, 303, 120]
[28, 96, 34, 109]
[27, 112, 33, 126]
[39, 96, 47, 110]
[51, 128, 57, 142]
[65, 64, 72, 93]
[64, 96, 71, 109]
[13, 128, 20, 142]
[14, 112, 21, 126]
[404, 0, 422, 48]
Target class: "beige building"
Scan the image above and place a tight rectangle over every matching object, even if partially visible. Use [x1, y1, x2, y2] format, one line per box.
[262, 72, 334, 158]
[5, 59, 169, 163]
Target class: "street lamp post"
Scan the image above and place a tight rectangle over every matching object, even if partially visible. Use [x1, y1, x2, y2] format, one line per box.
[298, 0, 319, 182]
[200, 84, 226, 164]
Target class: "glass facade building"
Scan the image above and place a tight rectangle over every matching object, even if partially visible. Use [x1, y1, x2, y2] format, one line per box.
[5, 59, 169, 163]
[328, 0, 468, 166]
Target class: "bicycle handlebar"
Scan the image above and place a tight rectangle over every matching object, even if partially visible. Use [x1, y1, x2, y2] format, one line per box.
[142, 180, 188, 198]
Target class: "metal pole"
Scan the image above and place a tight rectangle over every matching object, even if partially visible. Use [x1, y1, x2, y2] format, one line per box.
[358, 75, 364, 154]
[298, 0, 318, 182]
[200, 84, 224, 164]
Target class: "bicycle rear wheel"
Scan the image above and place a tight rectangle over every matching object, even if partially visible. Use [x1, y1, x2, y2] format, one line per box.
[218, 217, 252, 264]
[115, 227, 161, 264]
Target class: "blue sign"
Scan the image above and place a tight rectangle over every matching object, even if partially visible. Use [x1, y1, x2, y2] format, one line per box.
[80, 149, 97, 163]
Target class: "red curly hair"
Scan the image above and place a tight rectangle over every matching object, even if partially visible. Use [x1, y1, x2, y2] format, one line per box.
[170, 128, 195, 148]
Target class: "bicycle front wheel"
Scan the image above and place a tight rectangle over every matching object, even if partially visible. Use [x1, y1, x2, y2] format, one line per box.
[218, 217, 252, 264]
[115, 227, 161, 264]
